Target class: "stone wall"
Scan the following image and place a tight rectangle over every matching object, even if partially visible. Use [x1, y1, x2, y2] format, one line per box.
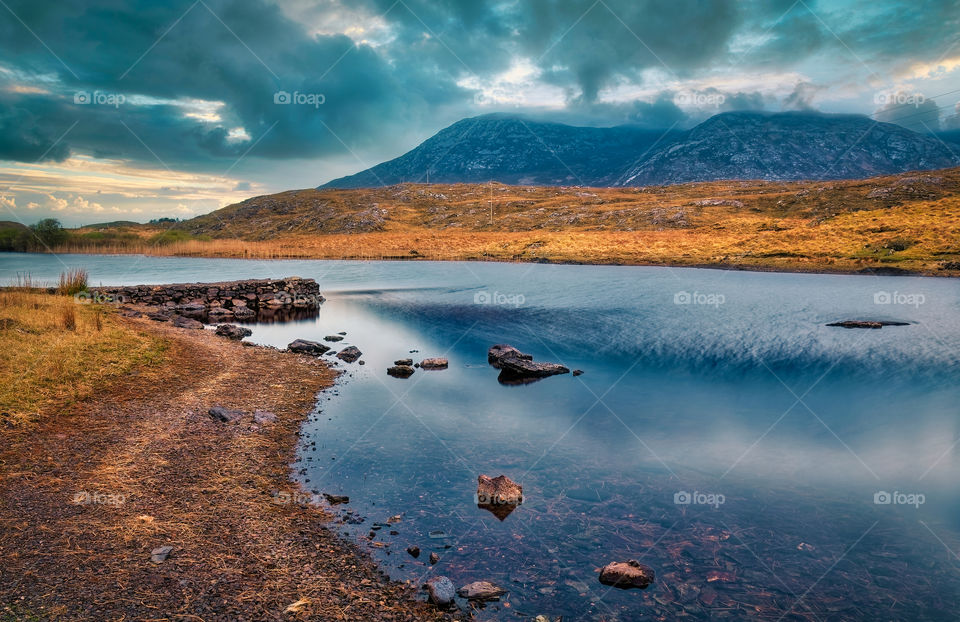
[90, 277, 322, 318]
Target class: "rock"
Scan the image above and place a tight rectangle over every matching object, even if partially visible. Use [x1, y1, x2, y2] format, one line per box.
[288, 339, 330, 355]
[336, 346, 363, 363]
[207, 307, 233, 318]
[253, 410, 277, 424]
[394, 358, 414, 366]
[323, 335, 344, 342]
[572, 369, 584, 376]
[358, 360, 365, 365]
[429, 552, 440, 565]
[424, 576, 456, 607]
[598, 560, 655, 589]
[487, 344, 533, 367]
[208, 406, 244, 423]
[458, 581, 506, 601]
[233, 306, 255, 319]
[407, 546, 421, 558]
[215, 324, 252, 340]
[477, 474, 523, 505]
[323, 493, 349, 505]
[150, 545, 174, 563]
[420, 357, 449, 370]
[826, 320, 910, 329]
[387, 365, 415, 378]
[488, 344, 568, 381]
[147, 311, 171, 322]
[172, 315, 204, 329]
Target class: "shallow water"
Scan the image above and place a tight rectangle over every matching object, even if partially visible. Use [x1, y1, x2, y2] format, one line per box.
[5, 253, 960, 620]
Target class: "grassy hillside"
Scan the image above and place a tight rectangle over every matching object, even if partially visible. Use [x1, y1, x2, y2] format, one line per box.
[35, 167, 960, 275]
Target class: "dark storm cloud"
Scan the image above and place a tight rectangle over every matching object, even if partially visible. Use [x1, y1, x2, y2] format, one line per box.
[0, 0, 957, 172]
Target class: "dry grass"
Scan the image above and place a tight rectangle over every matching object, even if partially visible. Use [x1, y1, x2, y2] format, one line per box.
[56, 267, 88, 295]
[48, 168, 960, 275]
[0, 291, 167, 425]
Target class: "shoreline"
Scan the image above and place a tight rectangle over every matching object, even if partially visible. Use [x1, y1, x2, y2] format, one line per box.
[0, 307, 459, 620]
[6, 248, 959, 279]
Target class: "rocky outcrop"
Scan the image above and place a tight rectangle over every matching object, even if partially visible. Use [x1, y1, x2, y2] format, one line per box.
[287, 339, 330, 355]
[89, 278, 323, 317]
[419, 357, 448, 369]
[215, 324, 252, 340]
[598, 560, 655, 589]
[489, 344, 568, 381]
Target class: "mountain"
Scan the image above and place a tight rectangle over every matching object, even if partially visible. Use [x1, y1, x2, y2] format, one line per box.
[320, 114, 680, 188]
[616, 111, 960, 186]
[321, 111, 960, 189]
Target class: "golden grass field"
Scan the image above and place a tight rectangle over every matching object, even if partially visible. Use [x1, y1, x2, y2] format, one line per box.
[53, 167, 960, 276]
[0, 288, 168, 426]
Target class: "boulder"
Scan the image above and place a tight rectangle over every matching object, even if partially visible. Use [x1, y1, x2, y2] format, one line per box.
[420, 357, 449, 370]
[324, 335, 344, 342]
[458, 581, 507, 601]
[336, 346, 363, 363]
[387, 365, 415, 378]
[497, 357, 569, 380]
[215, 324, 253, 340]
[425, 576, 456, 608]
[288, 339, 330, 355]
[598, 560, 655, 589]
[172, 315, 204, 329]
[487, 344, 533, 367]
[208, 406, 244, 423]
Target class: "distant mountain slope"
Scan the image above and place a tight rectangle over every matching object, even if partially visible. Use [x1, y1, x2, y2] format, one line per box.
[321, 112, 960, 189]
[320, 114, 679, 188]
[616, 111, 960, 186]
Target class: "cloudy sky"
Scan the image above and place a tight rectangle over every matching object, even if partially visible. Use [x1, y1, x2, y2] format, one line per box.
[1, 0, 959, 225]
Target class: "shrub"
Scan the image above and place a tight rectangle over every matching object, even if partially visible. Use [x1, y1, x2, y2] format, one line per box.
[57, 268, 88, 296]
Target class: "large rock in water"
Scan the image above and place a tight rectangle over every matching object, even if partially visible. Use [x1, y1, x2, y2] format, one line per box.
[215, 324, 252, 340]
[826, 320, 910, 329]
[458, 581, 507, 601]
[487, 344, 568, 382]
[599, 560, 655, 589]
[477, 474, 523, 520]
[420, 357, 448, 369]
[288, 339, 330, 355]
[488, 344, 533, 367]
[336, 346, 362, 363]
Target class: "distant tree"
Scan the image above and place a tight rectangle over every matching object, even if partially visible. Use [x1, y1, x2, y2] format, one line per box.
[30, 218, 68, 248]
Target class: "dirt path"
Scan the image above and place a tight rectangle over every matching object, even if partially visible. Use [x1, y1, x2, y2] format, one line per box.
[0, 318, 455, 621]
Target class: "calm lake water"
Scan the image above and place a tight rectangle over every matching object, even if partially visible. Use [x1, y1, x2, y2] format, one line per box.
[5, 253, 960, 620]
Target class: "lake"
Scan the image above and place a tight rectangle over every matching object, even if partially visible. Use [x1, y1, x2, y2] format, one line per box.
[4, 252, 960, 620]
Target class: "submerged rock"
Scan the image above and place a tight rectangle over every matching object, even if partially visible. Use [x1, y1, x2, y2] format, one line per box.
[598, 560, 655, 589]
[458, 581, 506, 601]
[323, 493, 349, 505]
[407, 546, 421, 558]
[420, 357, 449, 369]
[323, 335, 344, 342]
[288, 339, 330, 355]
[215, 324, 252, 340]
[826, 320, 909, 329]
[429, 552, 440, 565]
[425, 576, 456, 607]
[336, 346, 363, 363]
[387, 365, 415, 378]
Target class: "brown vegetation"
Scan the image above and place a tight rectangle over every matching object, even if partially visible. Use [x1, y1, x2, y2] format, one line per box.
[49, 167, 960, 275]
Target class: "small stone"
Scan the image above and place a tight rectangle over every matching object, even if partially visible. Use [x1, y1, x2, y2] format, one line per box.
[208, 406, 244, 423]
[572, 369, 584, 376]
[323, 335, 344, 342]
[407, 546, 421, 558]
[387, 365, 415, 378]
[323, 493, 349, 505]
[429, 552, 439, 564]
[425, 576, 456, 607]
[253, 410, 277, 424]
[172, 315, 204, 330]
[394, 358, 413, 366]
[151, 545, 174, 563]
[598, 560, 655, 589]
[288, 339, 330, 355]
